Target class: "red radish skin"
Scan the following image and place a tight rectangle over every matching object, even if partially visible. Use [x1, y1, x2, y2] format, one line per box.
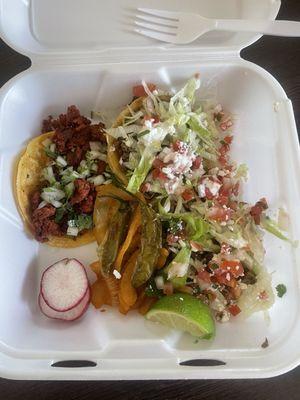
[40, 258, 89, 312]
[39, 287, 90, 321]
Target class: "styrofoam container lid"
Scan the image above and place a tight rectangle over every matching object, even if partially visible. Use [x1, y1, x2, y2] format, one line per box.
[0, 0, 281, 60]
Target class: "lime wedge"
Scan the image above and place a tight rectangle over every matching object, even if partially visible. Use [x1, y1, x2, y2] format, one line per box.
[146, 293, 215, 339]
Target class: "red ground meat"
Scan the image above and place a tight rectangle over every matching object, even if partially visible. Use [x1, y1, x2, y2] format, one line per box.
[31, 204, 62, 242]
[42, 116, 54, 133]
[66, 127, 90, 151]
[78, 194, 95, 213]
[31, 191, 41, 212]
[32, 204, 56, 221]
[66, 147, 83, 167]
[97, 160, 107, 174]
[45, 106, 106, 166]
[52, 129, 73, 154]
[70, 179, 92, 205]
[90, 123, 106, 142]
[33, 219, 63, 242]
[43, 106, 91, 132]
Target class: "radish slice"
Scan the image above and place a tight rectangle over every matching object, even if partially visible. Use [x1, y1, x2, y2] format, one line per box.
[41, 258, 89, 312]
[39, 288, 90, 321]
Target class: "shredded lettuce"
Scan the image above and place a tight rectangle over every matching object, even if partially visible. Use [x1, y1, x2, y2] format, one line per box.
[126, 151, 155, 194]
[158, 201, 209, 242]
[42, 166, 56, 185]
[261, 216, 291, 242]
[235, 163, 249, 180]
[165, 246, 191, 287]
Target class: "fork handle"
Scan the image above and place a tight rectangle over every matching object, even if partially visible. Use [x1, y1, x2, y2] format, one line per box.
[215, 19, 300, 37]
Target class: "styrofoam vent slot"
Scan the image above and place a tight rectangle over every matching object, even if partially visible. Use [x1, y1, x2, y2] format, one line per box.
[180, 359, 226, 367]
[51, 360, 97, 368]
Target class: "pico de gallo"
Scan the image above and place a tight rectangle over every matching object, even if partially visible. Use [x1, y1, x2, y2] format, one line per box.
[105, 76, 291, 322]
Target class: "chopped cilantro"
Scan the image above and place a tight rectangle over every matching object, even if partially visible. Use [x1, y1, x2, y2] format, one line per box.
[276, 284, 287, 298]
[55, 207, 65, 223]
[75, 214, 93, 232]
[145, 278, 163, 298]
[168, 219, 183, 234]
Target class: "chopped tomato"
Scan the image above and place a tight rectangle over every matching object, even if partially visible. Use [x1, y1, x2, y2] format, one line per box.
[215, 271, 237, 288]
[144, 114, 160, 124]
[218, 143, 230, 166]
[182, 189, 195, 202]
[220, 143, 230, 155]
[198, 270, 211, 284]
[250, 198, 268, 225]
[207, 206, 233, 222]
[153, 158, 165, 169]
[220, 259, 244, 278]
[220, 243, 232, 255]
[218, 185, 230, 197]
[217, 195, 229, 206]
[172, 140, 187, 154]
[152, 168, 167, 181]
[132, 83, 156, 98]
[192, 156, 202, 170]
[190, 241, 203, 252]
[258, 290, 268, 300]
[213, 271, 237, 288]
[166, 233, 179, 245]
[140, 182, 151, 193]
[223, 135, 233, 144]
[228, 304, 241, 316]
[217, 186, 229, 206]
[218, 154, 227, 166]
[220, 119, 233, 131]
[232, 182, 239, 196]
[198, 177, 221, 200]
[228, 200, 238, 211]
[204, 187, 215, 200]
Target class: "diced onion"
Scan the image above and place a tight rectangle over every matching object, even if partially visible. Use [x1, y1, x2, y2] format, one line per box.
[50, 200, 63, 208]
[67, 227, 79, 236]
[88, 175, 105, 186]
[56, 156, 67, 167]
[90, 163, 98, 172]
[89, 141, 102, 152]
[37, 201, 47, 209]
[97, 153, 107, 162]
[88, 150, 107, 162]
[43, 166, 56, 184]
[50, 143, 56, 153]
[41, 187, 65, 202]
[155, 276, 164, 290]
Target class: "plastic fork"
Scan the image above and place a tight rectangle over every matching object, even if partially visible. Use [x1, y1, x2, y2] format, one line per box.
[134, 8, 300, 44]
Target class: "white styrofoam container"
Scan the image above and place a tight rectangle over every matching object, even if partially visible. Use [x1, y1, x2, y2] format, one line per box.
[1, 0, 300, 380]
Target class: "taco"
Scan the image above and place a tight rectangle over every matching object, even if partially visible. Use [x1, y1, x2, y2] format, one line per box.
[105, 83, 172, 194]
[106, 96, 144, 186]
[16, 106, 110, 247]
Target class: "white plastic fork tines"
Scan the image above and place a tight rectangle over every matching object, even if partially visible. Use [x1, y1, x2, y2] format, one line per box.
[134, 7, 300, 44]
